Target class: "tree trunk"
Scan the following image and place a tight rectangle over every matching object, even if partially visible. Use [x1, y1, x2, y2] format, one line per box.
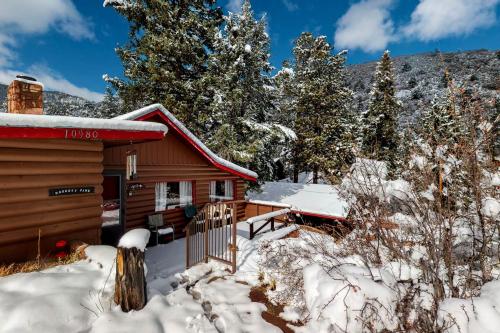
[293, 165, 299, 183]
[114, 246, 147, 312]
[313, 165, 319, 184]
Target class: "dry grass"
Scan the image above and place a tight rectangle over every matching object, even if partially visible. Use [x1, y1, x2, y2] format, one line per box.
[0, 245, 87, 277]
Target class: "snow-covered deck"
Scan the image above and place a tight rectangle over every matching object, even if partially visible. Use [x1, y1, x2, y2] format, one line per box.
[247, 181, 349, 220]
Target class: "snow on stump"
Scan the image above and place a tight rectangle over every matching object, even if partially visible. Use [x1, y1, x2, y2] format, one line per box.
[114, 228, 150, 312]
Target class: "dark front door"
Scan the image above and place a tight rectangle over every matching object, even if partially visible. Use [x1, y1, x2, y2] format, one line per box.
[101, 172, 125, 246]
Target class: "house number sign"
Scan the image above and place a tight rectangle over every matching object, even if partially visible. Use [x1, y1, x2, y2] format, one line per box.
[49, 187, 95, 196]
[64, 129, 99, 139]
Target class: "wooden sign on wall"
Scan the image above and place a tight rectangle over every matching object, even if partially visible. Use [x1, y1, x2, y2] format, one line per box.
[49, 187, 95, 197]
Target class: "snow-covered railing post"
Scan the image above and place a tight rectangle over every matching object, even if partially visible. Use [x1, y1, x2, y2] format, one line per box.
[114, 229, 150, 312]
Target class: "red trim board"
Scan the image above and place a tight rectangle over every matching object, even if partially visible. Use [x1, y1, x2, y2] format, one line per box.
[291, 210, 347, 222]
[0, 126, 165, 141]
[136, 110, 257, 182]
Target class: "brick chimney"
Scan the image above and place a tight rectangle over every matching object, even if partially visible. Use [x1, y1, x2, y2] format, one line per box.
[7, 75, 43, 115]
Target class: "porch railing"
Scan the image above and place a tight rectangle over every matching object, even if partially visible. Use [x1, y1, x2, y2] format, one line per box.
[185, 200, 245, 273]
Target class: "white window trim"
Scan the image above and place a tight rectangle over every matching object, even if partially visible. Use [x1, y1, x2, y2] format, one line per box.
[156, 181, 193, 211]
[209, 180, 234, 202]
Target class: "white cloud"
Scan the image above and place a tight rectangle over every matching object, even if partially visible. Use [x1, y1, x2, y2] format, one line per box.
[0, 0, 101, 101]
[403, 0, 500, 41]
[334, 0, 395, 53]
[227, 0, 243, 13]
[0, 0, 94, 40]
[0, 34, 15, 68]
[282, 0, 298, 12]
[0, 65, 104, 102]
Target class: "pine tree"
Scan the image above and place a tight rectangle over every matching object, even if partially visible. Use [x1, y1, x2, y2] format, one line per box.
[291, 32, 355, 183]
[271, 63, 298, 180]
[272, 62, 296, 126]
[412, 71, 469, 208]
[104, 0, 222, 134]
[206, 0, 286, 180]
[99, 86, 121, 119]
[420, 70, 465, 148]
[361, 50, 400, 167]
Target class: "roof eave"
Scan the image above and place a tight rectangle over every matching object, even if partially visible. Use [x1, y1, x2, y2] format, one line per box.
[116, 104, 258, 182]
[0, 126, 166, 141]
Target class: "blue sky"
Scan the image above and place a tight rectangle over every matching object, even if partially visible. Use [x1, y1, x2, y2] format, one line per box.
[0, 0, 498, 101]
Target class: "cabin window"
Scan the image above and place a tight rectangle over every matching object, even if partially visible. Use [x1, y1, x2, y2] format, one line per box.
[155, 181, 192, 211]
[209, 180, 234, 202]
[126, 150, 137, 180]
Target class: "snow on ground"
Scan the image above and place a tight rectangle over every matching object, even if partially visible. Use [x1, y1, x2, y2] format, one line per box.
[438, 280, 500, 333]
[279, 171, 328, 184]
[0, 246, 116, 332]
[1, 224, 499, 333]
[247, 181, 349, 218]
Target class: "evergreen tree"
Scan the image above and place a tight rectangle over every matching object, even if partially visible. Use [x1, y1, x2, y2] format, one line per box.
[104, 0, 222, 134]
[412, 71, 469, 207]
[291, 32, 355, 183]
[99, 86, 121, 119]
[420, 71, 465, 148]
[272, 63, 296, 126]
[272, 64, 298, 180]
[208, 0, 273, 124]
[361, 50, 400, 167]
[206, 0, 289, 180]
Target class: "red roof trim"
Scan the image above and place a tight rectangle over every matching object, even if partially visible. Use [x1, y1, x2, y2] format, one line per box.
[136, 110, 257, 181]
[0, 126, 165, 141]
[292, 210, 347, 222]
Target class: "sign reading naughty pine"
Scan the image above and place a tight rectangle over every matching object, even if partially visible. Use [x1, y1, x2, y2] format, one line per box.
[49, 187, 95, 197]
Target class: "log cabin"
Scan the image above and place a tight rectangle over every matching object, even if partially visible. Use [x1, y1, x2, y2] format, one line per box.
[0, 76, 257, 263]
[103, 104, 257, 243]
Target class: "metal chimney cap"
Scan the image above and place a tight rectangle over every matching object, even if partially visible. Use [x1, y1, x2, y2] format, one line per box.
[16, 74, 37, 82]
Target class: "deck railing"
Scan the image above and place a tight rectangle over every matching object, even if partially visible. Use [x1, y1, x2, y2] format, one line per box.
[185, 200, 245, 273]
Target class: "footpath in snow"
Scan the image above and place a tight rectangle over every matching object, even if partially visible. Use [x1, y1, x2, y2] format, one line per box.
[0, 224, 499, 333]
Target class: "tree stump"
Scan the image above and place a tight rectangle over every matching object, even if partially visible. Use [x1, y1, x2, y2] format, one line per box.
[114, 229, 150, 312]
[114, 246, 147, 312]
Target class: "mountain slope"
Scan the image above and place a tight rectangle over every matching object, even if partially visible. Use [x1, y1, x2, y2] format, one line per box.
[1, 50, 498, 120]
[346, 49, 499, 124]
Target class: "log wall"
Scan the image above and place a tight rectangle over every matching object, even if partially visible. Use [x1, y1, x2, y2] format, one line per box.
[0, 139, 103, 263]
[104, 131, 247, 238]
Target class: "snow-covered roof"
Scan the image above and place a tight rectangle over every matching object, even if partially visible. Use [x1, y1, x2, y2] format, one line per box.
[247, 182, 349, 219]
[0, 112, 168, 133]
[114, 103, 258, 181]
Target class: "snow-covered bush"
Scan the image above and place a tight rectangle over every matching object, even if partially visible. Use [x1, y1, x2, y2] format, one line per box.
[257, 229, 401, 332]
[338, 88, 499, 332]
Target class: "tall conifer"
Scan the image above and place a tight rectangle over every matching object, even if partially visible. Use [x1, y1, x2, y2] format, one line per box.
[206, 0, 290, 180]
[104, 0, 222, 134]
[362, 50, 400, 167]
[291, 33, 355, 183]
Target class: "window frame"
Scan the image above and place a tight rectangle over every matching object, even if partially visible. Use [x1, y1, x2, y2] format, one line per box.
[209, 179, 235, 202]
[155, 180, 194, 212]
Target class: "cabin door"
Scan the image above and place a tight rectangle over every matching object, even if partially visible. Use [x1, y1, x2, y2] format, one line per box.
[101, 171, 125, 246]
